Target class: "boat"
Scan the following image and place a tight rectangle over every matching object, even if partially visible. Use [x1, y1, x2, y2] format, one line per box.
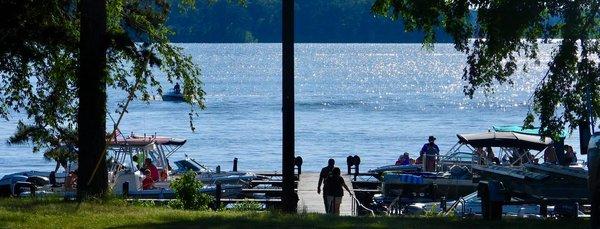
[161, 90, 184, 102]
[107, 133, 251, 198]
[173, 156, 259, 185]
[161, 84, 184, 102]
[401, 192, 586, 218]
[363, 129, 563, 215]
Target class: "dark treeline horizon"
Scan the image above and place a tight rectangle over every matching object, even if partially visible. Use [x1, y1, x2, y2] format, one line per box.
[167, 0, 455, 43]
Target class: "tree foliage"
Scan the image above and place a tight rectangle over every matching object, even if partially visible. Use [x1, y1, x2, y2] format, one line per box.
[7, 122, 78, 172]
[372, 0, 600, 139]
[0, 0, 206, 154]
[167, 0, 457, 43]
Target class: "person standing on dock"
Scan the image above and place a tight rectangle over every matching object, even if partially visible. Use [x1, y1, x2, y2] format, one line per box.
[324, 167, 352, 215]
[420, 136, 440, 172]
[318, 158, 335, 213]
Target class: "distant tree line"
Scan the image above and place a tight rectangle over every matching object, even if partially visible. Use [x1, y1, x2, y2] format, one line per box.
[167, 0, 455, 43]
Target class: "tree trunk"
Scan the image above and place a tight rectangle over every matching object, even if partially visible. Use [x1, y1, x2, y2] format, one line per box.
[77, 0, 108, 198]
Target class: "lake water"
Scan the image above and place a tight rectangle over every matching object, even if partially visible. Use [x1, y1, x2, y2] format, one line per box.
[0, 43, 582, 176]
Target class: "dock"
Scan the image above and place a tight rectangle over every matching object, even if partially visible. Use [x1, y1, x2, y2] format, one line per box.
[296, 172, 354, 215]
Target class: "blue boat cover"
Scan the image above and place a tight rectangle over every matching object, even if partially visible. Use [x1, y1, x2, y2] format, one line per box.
[493, 125, 568, 138]
[384, 173, 424, 184]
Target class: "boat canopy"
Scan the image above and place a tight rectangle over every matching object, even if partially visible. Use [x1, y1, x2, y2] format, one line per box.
[492, 125, 568, 139]
[457, 132, 553, 151]
[108, 134, 187, 147]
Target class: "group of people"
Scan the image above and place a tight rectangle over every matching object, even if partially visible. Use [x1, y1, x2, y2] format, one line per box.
[136, 157, 159, 190]
[394, 135, 580, 170]
[475, 147, 501, 165]
[394, 136, 440, 172]
[317, 159, 352, 215]
[544, 145, 578, 166]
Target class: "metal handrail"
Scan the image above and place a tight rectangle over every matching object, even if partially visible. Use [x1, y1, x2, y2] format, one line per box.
[386, 196, 401, 215]
[350, 194, 375, 216]
[443, 197, 466, 216]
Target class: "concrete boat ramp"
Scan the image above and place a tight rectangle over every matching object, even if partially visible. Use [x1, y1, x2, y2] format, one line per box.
[296, 172, 355, 215]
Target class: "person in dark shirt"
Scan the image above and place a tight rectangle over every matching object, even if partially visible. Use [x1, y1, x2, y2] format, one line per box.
[562, 145, 578, 166]
[420, 136, 440, 172]
[174, 82, 181, 94]
[324, 167, 352, 215]
[317, 158, 335, 213]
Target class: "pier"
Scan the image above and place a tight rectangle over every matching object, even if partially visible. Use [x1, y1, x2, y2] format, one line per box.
[296, 172, 354, 215]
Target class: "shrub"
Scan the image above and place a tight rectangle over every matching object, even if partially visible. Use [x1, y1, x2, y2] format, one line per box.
[169, 170, 214, 210]
[231, 201, 262, 211]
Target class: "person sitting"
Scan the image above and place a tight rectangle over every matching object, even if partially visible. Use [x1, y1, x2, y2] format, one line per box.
[486, 147, 499, 165]
[475, 147, 486, 165]
[64, 170, 78, 190]
[544, 146, 558, 164]
[144, 158, 159, 181]
[395, 153, 411, 165]
[142, 169, 155, 190]
[415, 155, 422, 164]
[561, 145, 577, 166]
[174, 83, 181, 94]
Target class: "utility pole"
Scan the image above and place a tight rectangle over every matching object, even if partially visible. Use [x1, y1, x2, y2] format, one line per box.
[78, 0, 108, 198]
[282, 0, 297, 213]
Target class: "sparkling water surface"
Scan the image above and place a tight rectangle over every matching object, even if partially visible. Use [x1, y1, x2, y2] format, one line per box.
[0, 43, 581, 176]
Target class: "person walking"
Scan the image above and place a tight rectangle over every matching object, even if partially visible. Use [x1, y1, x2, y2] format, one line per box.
[317, 158, 335, 213]
[324, 167, 352, 215]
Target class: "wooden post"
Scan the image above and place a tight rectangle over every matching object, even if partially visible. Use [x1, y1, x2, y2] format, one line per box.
[122, 182, 129, 198]
[282, 0, 297, 213]
[214, 182, 222, 210]
[347, 156, 353, 175]
[580, 121, 591, 155]
[540, 198, 547, 217]
[233, 158, 238, 172]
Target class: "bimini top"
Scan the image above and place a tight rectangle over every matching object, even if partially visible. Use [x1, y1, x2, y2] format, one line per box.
[108, 134, 187, 147]
[492, 125, 569, 139]
[457, 132, 553, 151]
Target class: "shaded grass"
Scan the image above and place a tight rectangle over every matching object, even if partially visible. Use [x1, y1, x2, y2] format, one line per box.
[0, 197, 590, 229]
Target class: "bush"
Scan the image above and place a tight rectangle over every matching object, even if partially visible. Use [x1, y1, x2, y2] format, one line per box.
[169, 170, 214, 210]
[230, 201, 262, 211]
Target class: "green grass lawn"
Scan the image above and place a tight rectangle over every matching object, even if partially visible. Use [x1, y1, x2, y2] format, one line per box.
[0, 197, 590, 229]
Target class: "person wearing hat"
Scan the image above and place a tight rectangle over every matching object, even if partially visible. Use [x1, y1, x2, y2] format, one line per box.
[420, 136, 440, 172]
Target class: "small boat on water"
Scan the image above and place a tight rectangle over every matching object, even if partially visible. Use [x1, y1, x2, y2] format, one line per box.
[161, 83, 184, 102]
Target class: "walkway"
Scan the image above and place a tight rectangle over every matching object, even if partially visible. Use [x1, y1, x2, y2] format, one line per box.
[297, 172, 354, 215]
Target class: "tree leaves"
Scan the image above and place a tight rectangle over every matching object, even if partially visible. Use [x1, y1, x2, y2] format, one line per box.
[1, 0, 206, 156]
[373, 0, 600, 139]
